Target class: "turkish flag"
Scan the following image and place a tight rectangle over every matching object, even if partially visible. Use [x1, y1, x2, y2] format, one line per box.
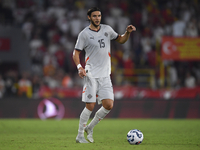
[0, 38, 10, 51]
[161, 36, 200, 61]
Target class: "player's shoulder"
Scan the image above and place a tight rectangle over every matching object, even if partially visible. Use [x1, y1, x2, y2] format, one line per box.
[100, 24, 114, 32]
[101, 24, 112, 29]
[82, 26, 91, 33]
[78, 26, 90, 37]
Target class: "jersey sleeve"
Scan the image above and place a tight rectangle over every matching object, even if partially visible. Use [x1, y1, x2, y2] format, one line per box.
[75, 31, 85, 51]
[107, 25, 119, 40]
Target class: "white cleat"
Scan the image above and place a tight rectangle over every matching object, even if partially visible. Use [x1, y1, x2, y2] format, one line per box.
[76, 136, 89, 143]
[85, 126, 94, 143]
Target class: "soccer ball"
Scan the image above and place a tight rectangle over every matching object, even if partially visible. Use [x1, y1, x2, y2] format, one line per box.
[127, 129, 144, 145]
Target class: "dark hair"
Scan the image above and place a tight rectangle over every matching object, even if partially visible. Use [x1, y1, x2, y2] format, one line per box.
[87, 7, 101, 16]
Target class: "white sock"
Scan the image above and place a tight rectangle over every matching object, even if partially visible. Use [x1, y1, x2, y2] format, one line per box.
[77, 107, 92, 138]
[87, 106, 110, 130]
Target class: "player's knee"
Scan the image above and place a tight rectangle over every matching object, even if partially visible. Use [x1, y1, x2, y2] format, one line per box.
[86, 102, 96, 111]
[106, 103, 113, 110]
[103, 101, 113, 110]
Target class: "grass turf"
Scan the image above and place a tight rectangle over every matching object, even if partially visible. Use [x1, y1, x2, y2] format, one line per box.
[0, 119, 200, 150]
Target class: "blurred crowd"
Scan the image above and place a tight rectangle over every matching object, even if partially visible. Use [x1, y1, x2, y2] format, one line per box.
[0, 0, 200, 99]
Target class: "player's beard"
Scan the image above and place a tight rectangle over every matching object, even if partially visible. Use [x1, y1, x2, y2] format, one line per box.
[91, 20, 100, 28]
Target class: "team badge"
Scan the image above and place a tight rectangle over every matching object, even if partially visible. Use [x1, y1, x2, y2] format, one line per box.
[104, 32, 108, 37]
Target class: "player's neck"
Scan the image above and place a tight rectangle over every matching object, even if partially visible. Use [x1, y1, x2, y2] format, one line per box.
[89, 24, 100, 31]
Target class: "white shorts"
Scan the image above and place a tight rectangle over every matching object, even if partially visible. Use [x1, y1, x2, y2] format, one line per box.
[82, 76, 114, 104]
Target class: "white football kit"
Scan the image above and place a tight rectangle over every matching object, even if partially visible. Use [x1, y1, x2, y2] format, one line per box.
[75, 24, 119, 104]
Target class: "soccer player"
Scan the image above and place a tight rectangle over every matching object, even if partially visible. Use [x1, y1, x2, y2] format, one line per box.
[73, 7, 136, 143]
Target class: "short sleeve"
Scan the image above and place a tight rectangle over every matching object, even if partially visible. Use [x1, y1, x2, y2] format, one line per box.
[75, 31, 85, 51]
[107, 25, 118, 40]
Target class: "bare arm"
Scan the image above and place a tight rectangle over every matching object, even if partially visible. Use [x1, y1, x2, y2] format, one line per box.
[116, 25, 136, 44]
[72, 49, 86, 78]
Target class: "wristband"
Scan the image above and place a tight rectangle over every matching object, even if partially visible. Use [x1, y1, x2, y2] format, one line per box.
[77, 64, 82, 69]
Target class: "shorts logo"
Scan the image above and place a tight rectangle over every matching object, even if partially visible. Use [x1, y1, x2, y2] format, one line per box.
[87, 94, 92, 99]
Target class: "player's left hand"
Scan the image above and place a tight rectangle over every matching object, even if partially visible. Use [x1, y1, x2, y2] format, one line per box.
[126, 25, 136, 33]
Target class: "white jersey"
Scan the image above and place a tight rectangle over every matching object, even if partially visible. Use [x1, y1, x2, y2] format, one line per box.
[75, 24, 118, 78]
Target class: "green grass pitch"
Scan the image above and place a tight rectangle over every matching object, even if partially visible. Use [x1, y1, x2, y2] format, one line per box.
[0, 119, 200, 150]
